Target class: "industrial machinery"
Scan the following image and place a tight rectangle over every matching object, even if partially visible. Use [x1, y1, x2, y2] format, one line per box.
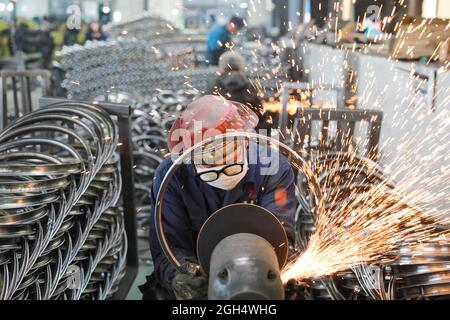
[198, 204, 287, 300]
[152, 131, 450, 300]
[153, 132, 325, 300]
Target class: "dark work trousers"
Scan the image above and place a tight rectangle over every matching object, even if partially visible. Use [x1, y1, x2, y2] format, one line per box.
[207, 49, 226, 66]
[139, 272, 176, 300]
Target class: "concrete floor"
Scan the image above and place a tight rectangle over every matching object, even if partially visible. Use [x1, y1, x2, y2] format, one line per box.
[126, 239, 154, 300]
[126, 263, 153, 300]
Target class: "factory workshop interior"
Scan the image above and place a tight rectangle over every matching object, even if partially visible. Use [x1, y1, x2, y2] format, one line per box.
[0, 0, 450, 309]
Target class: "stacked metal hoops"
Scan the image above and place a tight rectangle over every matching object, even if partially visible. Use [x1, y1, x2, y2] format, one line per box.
[0, 102, 126, 300]
[129, 90, 200, 253]
[385, 242, 450, 300]
[109, 14, 179, 41]
[59, 39, 217, 100]
[59, 13, 284, 102]
[308, 153, 394, 300]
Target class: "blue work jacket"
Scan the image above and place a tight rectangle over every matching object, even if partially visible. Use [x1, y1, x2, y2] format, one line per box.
[207, 24, 231, 52]
[149, 142, 296, 289]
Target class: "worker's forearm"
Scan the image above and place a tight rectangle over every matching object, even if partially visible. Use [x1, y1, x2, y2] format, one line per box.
[154, 254, 178, 290]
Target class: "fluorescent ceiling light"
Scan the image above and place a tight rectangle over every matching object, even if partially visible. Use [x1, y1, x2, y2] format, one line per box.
[7, 2, 14, 12]
[113, 11, 122, 22]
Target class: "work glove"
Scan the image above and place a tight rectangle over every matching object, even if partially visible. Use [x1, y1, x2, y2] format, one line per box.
[171, 262, 208, 300]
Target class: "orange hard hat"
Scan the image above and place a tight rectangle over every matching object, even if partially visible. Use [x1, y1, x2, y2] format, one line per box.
[167, 95, 258, 153]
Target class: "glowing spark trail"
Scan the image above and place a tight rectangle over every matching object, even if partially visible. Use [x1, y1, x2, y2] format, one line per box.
[281, 76, 449, 284]
[282, 162, 449, 282]
[277, 7, 450, 284]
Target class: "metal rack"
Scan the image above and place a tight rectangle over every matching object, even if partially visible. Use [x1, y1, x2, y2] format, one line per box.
[0, 69, 51, 130]
[39, 96, 138, 300]
[279, 82, 345, 132]
[291, 108, 383, 161]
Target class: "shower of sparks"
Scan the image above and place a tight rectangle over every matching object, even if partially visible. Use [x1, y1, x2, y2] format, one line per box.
[122, 2, 448, 287]
[214, 4, 450, 285]
[171, 3, 450, 284]
[58, 0, 449, 286]
[281, 180, 449, 282]
[281, 94, 450, 282]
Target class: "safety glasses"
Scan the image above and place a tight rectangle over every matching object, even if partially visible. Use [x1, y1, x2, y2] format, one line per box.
[192, 138, 247, 182]
[194, 163, 245, 182]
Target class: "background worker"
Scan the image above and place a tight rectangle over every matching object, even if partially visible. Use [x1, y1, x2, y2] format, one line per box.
[206, 16, 245, 66]
[208, 51, 268, 131]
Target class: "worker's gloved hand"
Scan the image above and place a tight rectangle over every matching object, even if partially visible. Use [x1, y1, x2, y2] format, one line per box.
[172, 262, 208, 300]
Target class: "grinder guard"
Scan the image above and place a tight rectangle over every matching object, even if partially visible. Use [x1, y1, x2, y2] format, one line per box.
[197, 203, 288, 300]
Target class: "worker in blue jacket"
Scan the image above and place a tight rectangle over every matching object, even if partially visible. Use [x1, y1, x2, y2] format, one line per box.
[140, 95, 296, 300]
[206, 16, 245, 66]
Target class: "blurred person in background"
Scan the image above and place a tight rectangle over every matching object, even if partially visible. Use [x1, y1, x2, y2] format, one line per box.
[86, 21, 108, 41]
[64, 27, 80, 46]
[206, 16, 245, 66]
[40, 16, 51, 31]
[208, 52, 269, 132]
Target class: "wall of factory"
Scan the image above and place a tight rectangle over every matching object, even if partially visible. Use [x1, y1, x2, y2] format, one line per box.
[302, 43, 345, 107]
[10, 0, 183, 25]
[113, 0, 184, 27]
[303, 44, 449, 211]
[147, 0, 184, 28]
[437, 0, 450, 19]
[15, 0, 49, 19]
[354, 55, 448, 212]
[14, 0, 100, 20]
[246, 0, 273, 28]
[113, 0, 145, 21]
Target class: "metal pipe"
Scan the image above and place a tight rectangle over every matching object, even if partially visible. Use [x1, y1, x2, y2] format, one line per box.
[408, 0, 424, 17]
